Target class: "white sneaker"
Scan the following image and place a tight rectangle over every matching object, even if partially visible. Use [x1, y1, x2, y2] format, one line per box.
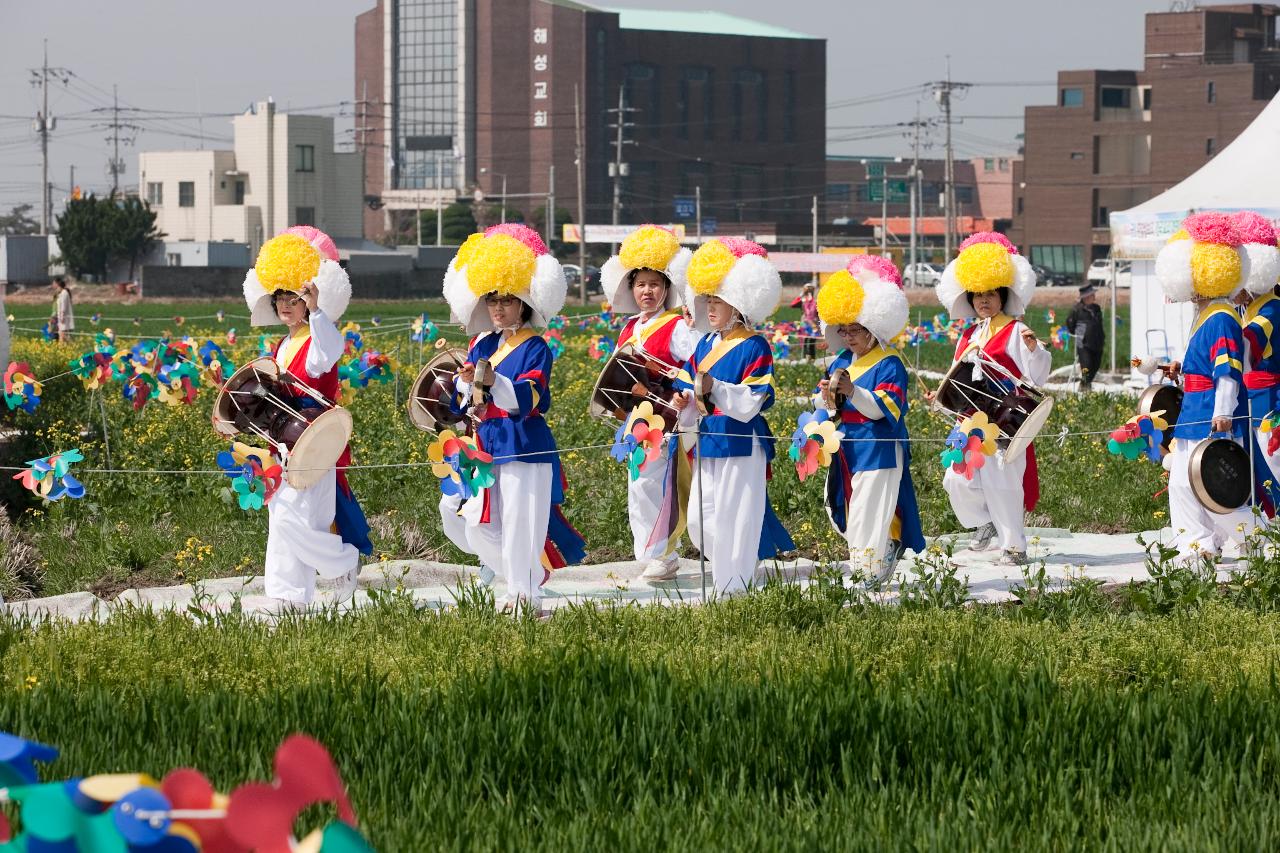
[641, 556, 680, 581]
[997, 549, 1027, 567]
[478, 564, 496, 586]
[334, 566, 359, 603]
[970, 523, 997, 552]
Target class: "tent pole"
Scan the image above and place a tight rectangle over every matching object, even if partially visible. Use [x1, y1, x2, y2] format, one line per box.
[1109, 257, 1117, 376]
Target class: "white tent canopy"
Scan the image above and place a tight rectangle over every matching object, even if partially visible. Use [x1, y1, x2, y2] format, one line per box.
[1110, 91, 1280, 376]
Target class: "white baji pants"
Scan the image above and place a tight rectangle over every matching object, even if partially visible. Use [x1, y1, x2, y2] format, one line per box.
[1257, 426, 1280, 490]
[943, 448, 1029, 553]
[836, 446, 903, 581]
[1166, 438, 1258, 557]
[686, 443, 767, 596]
[627, 441, 676, 563]
[265, 469, 360, 603]
[451, 460, 553, 606]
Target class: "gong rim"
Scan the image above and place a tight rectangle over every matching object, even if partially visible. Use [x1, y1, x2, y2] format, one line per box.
[1188, 437, 1251, 515]
[285, 407, 354, 490]
[1005, 395, 1054, 460]
[407, 347, 466, 432]
[212, 356, 281, 438]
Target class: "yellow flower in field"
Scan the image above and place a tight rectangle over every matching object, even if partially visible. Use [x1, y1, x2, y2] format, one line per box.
[24, 675, 38, 689]
[1153, 511, 1166, 519]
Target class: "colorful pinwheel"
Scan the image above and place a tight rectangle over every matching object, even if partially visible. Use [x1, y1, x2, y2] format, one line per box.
[939, 411, 999, 480]
[1108, 411, 1170, 462]
[198, 339, 235, 386]
[788, 410, 842, 481]
[342, 322, 363, 355]
[609, 401, 668, 481]
[3, 361, 43, 413]
[427, 430, 495, 498]
[69, 351, 114, 391]
[411, 313, 440, 343]
[588, 335, 615, 362]
[544, 328, 565, 359]
[158, 361, 201, 406]
[216, 442, 282, 511]
[12, 449, 85, 501]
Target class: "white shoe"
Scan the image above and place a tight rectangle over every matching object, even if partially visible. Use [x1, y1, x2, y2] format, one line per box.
[641, 556, 680, 581]
[997, 549, 1027, 567]
[478, 564, 496, 586]
[970, 523, 997, 552]
[334, 566, 359, 603]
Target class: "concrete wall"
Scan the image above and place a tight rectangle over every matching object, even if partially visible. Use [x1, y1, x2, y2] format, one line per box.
[0, 236, 51, 284]
[140, 264, 446, 299]
[138, 149, 240, 242]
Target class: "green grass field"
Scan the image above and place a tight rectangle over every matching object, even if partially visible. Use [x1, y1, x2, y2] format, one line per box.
[2, 592, 1280, 849]
[1, 298, 1150, 599]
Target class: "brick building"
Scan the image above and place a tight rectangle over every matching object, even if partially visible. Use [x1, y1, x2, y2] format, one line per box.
[1010, 3, 1280, 279]
[355, 0, 826, 242]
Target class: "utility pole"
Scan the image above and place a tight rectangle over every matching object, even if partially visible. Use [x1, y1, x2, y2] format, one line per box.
[811, 195, 819, 288]
[932, 60, 969, 261]
[111, 85, 121, 195]
[30, 41, 69, 235]
[880, 173, 889, 254]
[606, 84, 637, 252]
[575, 85, 587, 303]
[909, 108, 924, 279]
[546, 164, 556, 251]
[695, 185, 702, 243]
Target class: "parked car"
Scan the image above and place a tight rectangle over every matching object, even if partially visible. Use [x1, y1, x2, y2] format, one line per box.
[563, 264, 603, 294]
[902, 262, 943, 288]
[1030, 264, 1073, 287]
[1086, 259, 1132, 287]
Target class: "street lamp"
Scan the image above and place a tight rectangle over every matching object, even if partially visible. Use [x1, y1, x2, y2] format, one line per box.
[480, 167, 508, 223]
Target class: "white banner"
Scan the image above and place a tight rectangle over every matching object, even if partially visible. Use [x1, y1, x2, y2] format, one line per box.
[561, 224, 686, 244]
[768, 253, 855, 273]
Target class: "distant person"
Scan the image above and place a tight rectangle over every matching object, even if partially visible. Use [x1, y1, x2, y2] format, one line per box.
[51, 277, 73, 343]
[790, 282, 819, 359]
[0, 281, 9, 368]
[1066, 284, 1104, 390]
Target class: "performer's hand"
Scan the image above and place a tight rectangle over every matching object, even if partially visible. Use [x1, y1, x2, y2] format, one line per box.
[1212, 416, 1232, 433]
[1021, 328, 1040, 351]
[1160, 361, 1182, 381]
[835, 374, 853, 397]
[457, 363, 476, 383]
[682, 307, 695, 327]
[922, 390, 936, 403]
[818, 379, 830, 394]
[300, 282, 320, 313]
[673, 391, 692, 411]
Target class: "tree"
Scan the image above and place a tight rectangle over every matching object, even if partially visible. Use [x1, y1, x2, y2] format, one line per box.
[528, 205, 575, 250]
[53, 194, 164, 281]
[412, 202, 478, 246]
[110, 196, 165, 280]
[54, 195, 114, 280]
[0, 204, 39, 235]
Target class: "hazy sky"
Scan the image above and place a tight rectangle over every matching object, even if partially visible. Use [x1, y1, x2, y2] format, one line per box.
[1, 0, 1172, 213]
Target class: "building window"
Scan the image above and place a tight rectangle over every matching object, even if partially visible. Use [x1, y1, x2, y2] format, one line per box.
[178, 182, 194, 207]
[166, 253, 181, 267]
[825, 183, 851, 202]
[1207, 81, 1216, 104]
[146, 182, 163, 205]
[296, 144, 315, 172]
[678, 67, 713, 141]
[733, 69, 767, 143]
[1070, 152, 1085, 160]
[1142, 87, 1152, 110]
[1016, 196, 1024, 215]
[1030, 244, 1085, 276]
[1099, 87, 1130, 108]
[1060, 88, 1084, 107]
[624, 63, 661, 141]
[983, 158, 995, 172]
[955, 186, 975, 206]
[1206, 137, 1217, 156]
[295, 206, 316, 227]
[234, 180, 245, 205]
[998, 158, 1010, 171]
[784, 70, 797, 143]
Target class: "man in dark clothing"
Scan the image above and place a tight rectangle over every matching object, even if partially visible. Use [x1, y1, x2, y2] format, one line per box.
[1066, 284, 1105, 390]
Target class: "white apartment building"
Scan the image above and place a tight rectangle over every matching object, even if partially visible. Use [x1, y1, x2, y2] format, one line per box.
[138, 100, 363, 255]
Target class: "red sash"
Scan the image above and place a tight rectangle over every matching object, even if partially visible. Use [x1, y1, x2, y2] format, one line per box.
[277, 335, 353, 489]
[955, 318, 1039, 511]
[1183, 373, 1214, 393]
[1244, 371, 1280, 390]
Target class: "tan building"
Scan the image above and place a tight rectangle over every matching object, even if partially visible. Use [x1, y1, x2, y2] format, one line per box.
[139, 100, 364, 255]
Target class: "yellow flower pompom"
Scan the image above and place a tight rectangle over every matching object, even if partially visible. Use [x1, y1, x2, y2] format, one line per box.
[453, 232, 485, 270]
[816, 270, 864, 326]
[1190, 242, 1242, 297]
[953, 242, 1014, 293]
[1167, 229, 1190, 243]
[620, 225, 680, 272]
[465, 233, 537, 297]
[686, 239, 736, 295]
[254, 234, 321, 293]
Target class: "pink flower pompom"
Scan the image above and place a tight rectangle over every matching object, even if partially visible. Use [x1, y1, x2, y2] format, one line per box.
[718, 236, 768, 259]
[958, 231, 1017, 254]
[847, 254, 902, 287]
[283, 225, 339, 262]
[484, 222, 548, 255]
[1184, 211, 1241, 246]
[1230, 210, 1278, 247]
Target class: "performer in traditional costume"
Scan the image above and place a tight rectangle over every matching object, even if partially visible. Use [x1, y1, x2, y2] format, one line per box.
[439, 223, 585, 612]
[242, 226, 372, 604]
[1155, 212, 1265, 558]
[934, 232, 1049, 565]
[672, 237, 794, 596]
[1233, 210, 1280, 487]
[813, 255, 924, 581]
[599, 225, 698, 581]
